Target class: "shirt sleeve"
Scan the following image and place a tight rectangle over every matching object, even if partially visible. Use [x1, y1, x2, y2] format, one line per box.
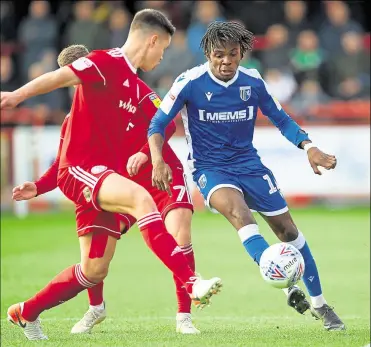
[34, 116, 69, 195]
[148, 72, 191, 139]
[257, 72, 310, 147]
[136, 79, 177, 157]
[67, 51, 107, 86]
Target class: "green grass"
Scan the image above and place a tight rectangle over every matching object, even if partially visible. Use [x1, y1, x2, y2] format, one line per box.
[1, 207, 370, 347]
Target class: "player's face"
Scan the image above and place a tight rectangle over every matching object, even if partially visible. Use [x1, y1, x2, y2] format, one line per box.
[208, 43, 241, 81]
[141, 33, 171, 72]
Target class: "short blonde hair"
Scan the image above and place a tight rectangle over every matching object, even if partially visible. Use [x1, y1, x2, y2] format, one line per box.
[57, 44, 90, 67]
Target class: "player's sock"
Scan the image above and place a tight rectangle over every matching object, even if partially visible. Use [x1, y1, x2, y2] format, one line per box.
[287, 231, 326, 308]
[22, 264, 96, 322]
[87, 281, 104, 307]
[173, 244, 195, 313]
[138, 212, 196, 294]
[238, 224, 269, 265]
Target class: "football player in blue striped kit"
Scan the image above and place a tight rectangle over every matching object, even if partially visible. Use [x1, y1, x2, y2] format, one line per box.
[148, 21, 344, 330]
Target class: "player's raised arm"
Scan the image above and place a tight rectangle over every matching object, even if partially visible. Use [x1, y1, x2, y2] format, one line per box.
[257, 72, 337, 175]
[1, 67, 81, 110]
[148, 73, 190, 192]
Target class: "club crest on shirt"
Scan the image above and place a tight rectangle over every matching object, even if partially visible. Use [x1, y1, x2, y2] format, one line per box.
[198, 174, 207, 189]
[91, 165, 107, 174]
[149, 93, 161, 108]
[240, 86, 251, 101]
[83, 186, 92, 202]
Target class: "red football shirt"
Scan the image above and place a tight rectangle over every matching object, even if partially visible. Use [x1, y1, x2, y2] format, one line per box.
[123, 79, 182, 178]
[59, 48, 138, 171]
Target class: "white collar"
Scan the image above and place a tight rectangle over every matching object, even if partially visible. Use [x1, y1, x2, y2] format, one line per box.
[207, 64, 239, 87]
[119, 48, 137, 74]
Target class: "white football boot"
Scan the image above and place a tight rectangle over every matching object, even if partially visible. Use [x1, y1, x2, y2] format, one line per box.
[176, 313, 200, 334]
[71, 302, 106, 334]
[189, 276, 222, 309]
[7, 302, 48, 340]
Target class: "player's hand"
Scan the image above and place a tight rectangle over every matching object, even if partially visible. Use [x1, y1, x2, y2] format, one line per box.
[152, 160, 173, 196]
[0, 91, 22, 110]
[12, 182, 37, 201]
[126, 152, 149, 177]
[307, 147, 337, 175]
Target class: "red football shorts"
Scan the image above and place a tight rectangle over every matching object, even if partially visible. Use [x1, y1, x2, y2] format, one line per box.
[58, 165, 121, 239]
[119, 166, 194, 234]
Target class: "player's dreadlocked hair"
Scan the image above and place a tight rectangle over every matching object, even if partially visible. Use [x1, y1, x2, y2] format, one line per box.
[200, 21, 255, 58]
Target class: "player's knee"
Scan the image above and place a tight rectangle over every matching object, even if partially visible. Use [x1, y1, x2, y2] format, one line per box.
[165, 208, 192, 244]
[276, 222, 298, 242]
[81, 261, 109, 283]
[132, 186, 157, 215]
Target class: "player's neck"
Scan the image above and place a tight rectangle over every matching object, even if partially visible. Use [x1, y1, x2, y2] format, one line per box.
[121, 38, 146, 70]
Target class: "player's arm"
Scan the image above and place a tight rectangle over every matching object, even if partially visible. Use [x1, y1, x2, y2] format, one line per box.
[257, 73, 337, 175]
[140, 119, 176, 158]
[35, 116, 69, 195]
[1, 67, 80, 109]
[13, 117, 68, 201]
[148, 73, 190, 193]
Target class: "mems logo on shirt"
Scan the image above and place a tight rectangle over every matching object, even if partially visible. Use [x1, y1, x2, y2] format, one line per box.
[198, 109, 253, 123]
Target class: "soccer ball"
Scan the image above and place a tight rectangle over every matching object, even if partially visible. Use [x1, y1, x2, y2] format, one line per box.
[259, 243, 305, 289]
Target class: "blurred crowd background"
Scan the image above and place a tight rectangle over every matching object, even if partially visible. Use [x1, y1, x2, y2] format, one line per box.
[1, 0, 370, 212]
[1, 0, 370, 128]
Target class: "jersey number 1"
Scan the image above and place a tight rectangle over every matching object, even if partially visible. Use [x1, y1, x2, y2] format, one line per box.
[263, 174, 278, 194]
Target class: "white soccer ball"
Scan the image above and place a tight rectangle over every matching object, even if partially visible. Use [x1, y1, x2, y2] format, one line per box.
[259, 243, 305, 289]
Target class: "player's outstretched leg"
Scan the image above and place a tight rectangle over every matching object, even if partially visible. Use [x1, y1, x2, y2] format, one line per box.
[165, 207, 200, 334]
[97, 173, 222, 310]
[264, 212, 345, 330]
[209, 187, 310, 314]
[7, 232, 117, 340]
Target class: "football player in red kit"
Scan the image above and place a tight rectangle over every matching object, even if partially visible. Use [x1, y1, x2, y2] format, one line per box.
[3, 10, 221, 340]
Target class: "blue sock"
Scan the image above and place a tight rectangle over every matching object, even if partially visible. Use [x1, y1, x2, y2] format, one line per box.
[238, 224, 269, 265]
[288, 232, 323, 297]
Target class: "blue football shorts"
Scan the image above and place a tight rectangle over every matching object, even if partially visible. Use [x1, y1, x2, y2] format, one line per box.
[193, 166, 288, 216]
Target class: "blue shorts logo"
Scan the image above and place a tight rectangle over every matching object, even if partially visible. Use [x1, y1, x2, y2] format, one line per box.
[198, 174, 207, 189]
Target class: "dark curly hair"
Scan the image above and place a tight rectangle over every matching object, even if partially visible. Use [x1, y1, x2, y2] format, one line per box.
[200, 21, 255, 58]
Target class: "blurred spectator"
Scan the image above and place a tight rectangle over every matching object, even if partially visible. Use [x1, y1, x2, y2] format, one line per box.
[290, 30, 325, 85]
[0, 56, 18, 91]
[134, 1, 193, 30]
[108, 7, 131, 48]
[23, 63, 63, 117]
[261, 24, 291, 72]
[40, 50, 58, 72]
[0, 1, 16, 42]
[18, 0, 57, 82]
[283, 1, 311, 46]
[319, 1, 363, 56]
[264, 68, 297, 103]
[93, 1, 123, 24]
[156, 75, 174, 98]
[327, 31, 370, 100]
[187, 1, 225, 64]
[64, 1, 109, 51]
[142, 30, 196, 88]
[289, 79, 331, 118]
[240, 52, 263, 74]
[223, 1, 284, 36]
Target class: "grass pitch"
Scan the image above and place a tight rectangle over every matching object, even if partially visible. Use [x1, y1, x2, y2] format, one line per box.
[1, 207, 370, 346]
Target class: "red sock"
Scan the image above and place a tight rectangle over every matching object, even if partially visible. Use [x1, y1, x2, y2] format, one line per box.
[22, 264, 96, 321]
[88, 281, 104, 306]
[173, 244, 195, 313]
[138, 212, 196, 294]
